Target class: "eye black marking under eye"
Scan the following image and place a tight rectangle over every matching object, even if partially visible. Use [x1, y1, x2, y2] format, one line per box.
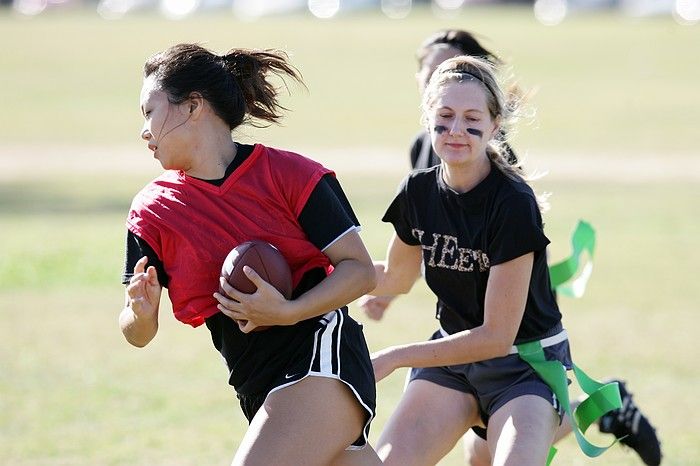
[467, 128, 483, 137]
[434, 125, 448, 134]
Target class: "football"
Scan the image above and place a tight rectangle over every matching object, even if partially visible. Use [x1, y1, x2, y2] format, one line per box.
[220, 240, 293, 331]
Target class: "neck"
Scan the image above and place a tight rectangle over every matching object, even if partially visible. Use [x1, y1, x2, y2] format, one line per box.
[441, 156, 491, 193]
[184, 128, 238, 180]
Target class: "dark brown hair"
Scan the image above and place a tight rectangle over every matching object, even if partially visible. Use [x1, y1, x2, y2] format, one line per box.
[144, 43, 303, 129]
[416, 29, 502, 70]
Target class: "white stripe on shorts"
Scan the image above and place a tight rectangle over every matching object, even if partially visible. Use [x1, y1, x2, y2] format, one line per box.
[317, 310, 339, 374]
[269, 309, 374, 451]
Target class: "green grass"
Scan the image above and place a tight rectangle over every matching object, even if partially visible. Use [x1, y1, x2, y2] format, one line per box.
[1, 6, 698, 466]
[2, 165, 698, 465]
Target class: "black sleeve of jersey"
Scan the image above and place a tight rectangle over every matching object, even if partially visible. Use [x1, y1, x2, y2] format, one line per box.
[381, 176, 421, 246]
[487, 193, 550, 266]
[122, 231, 169, 287]
[298, 174, 360, 251]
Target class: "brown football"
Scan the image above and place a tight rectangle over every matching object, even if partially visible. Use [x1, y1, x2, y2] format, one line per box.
[220, 240, 293, 331]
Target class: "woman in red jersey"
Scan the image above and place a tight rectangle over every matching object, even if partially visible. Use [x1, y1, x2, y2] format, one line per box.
[119, 43, 380, 465]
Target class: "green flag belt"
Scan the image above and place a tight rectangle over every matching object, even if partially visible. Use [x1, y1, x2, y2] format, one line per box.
[549, 220, 596, 298]
[517, 337, 623, 464]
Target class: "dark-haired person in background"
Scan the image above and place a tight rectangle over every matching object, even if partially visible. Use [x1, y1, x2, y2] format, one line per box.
[119, 43, 381, 465]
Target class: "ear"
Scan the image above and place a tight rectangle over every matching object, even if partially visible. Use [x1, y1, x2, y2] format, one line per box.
[187, 92, 204, 117]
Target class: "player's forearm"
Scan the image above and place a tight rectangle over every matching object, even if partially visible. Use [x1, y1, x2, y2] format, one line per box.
[288, 258, 376, 322]
[370, 261, 419, 296]
[119, 307, 158, 347]
[370, 235, 422, 296]
[381, 326, 512, 369]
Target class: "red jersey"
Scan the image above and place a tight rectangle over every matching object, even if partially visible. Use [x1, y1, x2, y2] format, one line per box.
[126, 144, 334, 327]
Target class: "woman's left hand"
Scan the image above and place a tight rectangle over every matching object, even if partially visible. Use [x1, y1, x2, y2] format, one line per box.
[371, 347, 401, 383]
[213, 266, 294, 332]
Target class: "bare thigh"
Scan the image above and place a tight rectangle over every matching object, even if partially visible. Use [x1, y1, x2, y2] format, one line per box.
[463, 413, 573, 466]
[487, 395, 559, 466]
[232, 376, 373, 466]
[377, 379, 481, 466]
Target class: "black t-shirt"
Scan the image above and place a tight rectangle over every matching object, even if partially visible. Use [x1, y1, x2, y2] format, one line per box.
[409, 131, 518, 170]
[382, 163, 561, 342]
[122, 143, 359, 299]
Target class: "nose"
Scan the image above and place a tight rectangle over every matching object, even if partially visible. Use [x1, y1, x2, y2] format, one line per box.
[141, 124, 151, 142]
[449, 118, 465, 135]
[141, 126, 157, 152]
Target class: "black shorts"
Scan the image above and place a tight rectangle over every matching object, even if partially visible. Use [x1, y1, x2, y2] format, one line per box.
[409, 325, 572, 440]
[209, 308, 376, 449]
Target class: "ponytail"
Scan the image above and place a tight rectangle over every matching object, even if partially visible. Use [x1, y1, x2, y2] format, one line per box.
[144, 43, 304, 130]
[219, 49, 304, 128]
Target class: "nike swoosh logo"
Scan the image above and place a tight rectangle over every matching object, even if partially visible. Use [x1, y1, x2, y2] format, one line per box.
[285, 373, 299, 380]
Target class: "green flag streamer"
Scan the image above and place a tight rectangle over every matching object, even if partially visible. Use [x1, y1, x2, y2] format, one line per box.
[549, 220, 596, 298]
[517, 340, 622, 465]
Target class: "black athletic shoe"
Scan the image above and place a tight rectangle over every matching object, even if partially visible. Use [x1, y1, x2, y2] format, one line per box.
[598, 379, 662, 466]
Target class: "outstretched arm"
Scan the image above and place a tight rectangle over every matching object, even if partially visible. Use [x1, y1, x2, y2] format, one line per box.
[372, 252, 533, 382]
[370, 233, 423, 297]
[358, 294, 397, 321]
[358, 233, 422, 321]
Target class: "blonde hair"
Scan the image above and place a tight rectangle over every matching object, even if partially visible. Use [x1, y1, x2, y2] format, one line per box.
[421, 55, 549, 211]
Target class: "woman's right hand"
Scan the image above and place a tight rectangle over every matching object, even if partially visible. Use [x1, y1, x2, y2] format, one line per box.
[358, 295, 395, 321]
[126, 256, 162, 319]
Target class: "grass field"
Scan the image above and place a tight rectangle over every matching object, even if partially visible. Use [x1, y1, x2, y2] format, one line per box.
[1, 6, 699, 465]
